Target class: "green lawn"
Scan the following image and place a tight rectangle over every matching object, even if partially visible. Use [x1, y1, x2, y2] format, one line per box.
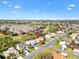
[32, 48, 54, 59]
[12, 35, 27, 43]
[52, 41, 61, 49]
[54, 34, 61, 38]
[28, 47, 35, 53]
[66, 55, 79, 59]
[65, 48, 73, 53]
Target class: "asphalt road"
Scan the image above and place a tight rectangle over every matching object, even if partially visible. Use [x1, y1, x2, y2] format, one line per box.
[50, 45, 79, 58]
[24, 33, 65, 59]
[24, 32, 79, 59]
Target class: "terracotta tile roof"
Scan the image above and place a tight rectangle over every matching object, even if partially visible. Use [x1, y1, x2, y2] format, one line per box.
[52, 52, 65, 59]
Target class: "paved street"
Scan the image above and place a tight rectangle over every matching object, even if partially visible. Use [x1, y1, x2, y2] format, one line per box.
[24, 33, 65, 59]
[51, 46, 79, 58]
[24, 33, 79, 59]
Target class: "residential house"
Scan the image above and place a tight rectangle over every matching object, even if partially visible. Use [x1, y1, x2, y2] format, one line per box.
[52, 52, 65, 59]
[71, 44, 79, 51]
[59, 41, 67, 51]
[61, 52, 68, 57]
[73, 49, 79, 55]
[22, 50, 29, 56]
[25, 40, 36, 45]
[74, 38, 79, 44]
[3, 47, 19, 58]
[16, 44, 25, 50]
[34, 39, 40, 43]
[16, 43, 29, 51]
[45, 34, 51, 39]
[50, 33, 56, 38]
[34, 46, 39, 50]
[70, 33, 77, 40]
[17, 56, 23, 59]
[56, 31, 64, 34]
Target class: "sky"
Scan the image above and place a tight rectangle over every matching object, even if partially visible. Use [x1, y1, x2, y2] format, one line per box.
[0, 0, 79, 20]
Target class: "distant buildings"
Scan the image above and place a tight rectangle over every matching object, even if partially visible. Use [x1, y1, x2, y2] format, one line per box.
[0, 24, 44, 35]
[1, 21, 79, 59]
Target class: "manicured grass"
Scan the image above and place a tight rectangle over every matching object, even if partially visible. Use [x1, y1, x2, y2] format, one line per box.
[28, 48, 35, 53]
[65, 48, 73, 53]
[0, 35, 18, 52]
[52, 41, 61, 49]
[21, 53, 26, 57]
[12, 33, 35, 43]
[12, 35, 26, 43]
[0, 32, 26, 43]
[66, 55, 79, 59]
[32, 48, 54, 59]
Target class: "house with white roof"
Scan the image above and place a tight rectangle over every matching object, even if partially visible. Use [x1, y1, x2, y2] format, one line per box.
[17, 56, 23, 59]
[34, 38, 40, 43]
[3, 47, 19, 58]
[74, 49, 79, 54]
[22, 49, 29, 56]
[34, 46, 39, 50]
[50, 33, 56, 37]
[70, 33, 77, 40]
[45, 34, 51, 39]
[57, 31, 64, 34]
[25, 40, 36, 45]
[59, 41, 66, 45]
[59, 41, 67, 51]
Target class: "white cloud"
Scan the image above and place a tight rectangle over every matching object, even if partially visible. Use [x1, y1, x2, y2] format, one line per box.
[14, 5, 21, 9]
[2, 1, 13, 8]
[67, 4, 76, 10]
[68, 4, 76, 7]
[2, 1, 8, 4]
[35, 10, 39, 13]
[67, 7, 72, 10]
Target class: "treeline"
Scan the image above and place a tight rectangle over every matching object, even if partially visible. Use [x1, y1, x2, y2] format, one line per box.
[0, 36, 18, 52]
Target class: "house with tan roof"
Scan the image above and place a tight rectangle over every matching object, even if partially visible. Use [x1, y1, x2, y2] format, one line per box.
[52, 52, 65, 59]
[3, 47, 19, 58]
